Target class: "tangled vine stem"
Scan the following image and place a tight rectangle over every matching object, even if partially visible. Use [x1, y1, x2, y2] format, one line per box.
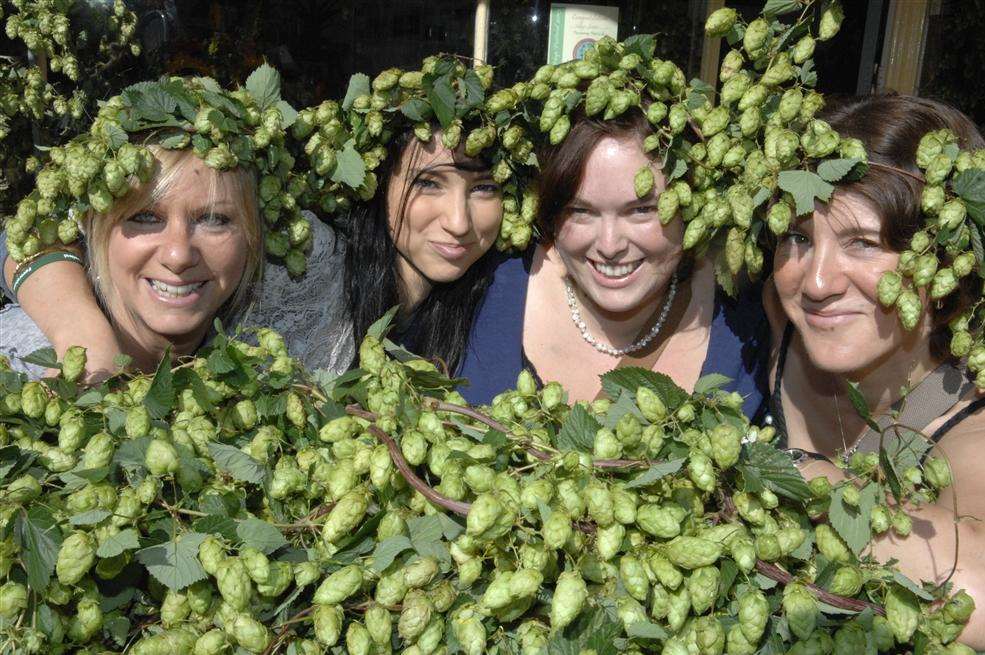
[260, 606, 314, 655]
[345, 406, 881, 612]
[422, 399, 649, 469]
[754, 561, 886, 616]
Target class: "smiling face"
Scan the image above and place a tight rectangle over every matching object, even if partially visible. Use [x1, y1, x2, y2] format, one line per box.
[386, 137, 503, 301]
[99, 153, 252, 353]
[553, 136, 682, 317]
[773, 191, 931, 377]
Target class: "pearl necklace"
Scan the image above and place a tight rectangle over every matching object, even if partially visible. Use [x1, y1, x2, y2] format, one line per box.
[564, 274, 678, 357]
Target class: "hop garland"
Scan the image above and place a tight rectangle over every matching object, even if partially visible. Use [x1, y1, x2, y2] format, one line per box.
[290, 56, 540, 251]
[5, 65, 326, 276]
[0, 325, 975, 654]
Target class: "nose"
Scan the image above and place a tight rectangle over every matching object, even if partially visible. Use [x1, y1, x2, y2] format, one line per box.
[802, 240, 848, 301]
[439, 186, 471, 238]
[595, 216, 628, 260]
[158, 218, 200, 273]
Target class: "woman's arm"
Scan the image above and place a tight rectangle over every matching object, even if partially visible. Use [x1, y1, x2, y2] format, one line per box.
[3, 254, 122, 381]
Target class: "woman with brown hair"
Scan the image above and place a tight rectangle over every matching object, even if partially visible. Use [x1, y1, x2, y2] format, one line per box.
[766, 94, 985, 647]
[458, 108, 771, 416]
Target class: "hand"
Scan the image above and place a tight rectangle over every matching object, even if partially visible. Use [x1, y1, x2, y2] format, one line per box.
[798, 457, 848, 484]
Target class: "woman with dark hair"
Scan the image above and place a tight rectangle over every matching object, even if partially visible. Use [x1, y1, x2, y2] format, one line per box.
[1, 61, 518, 379]
[458, 107, 770, 417]
[766, 94, 985, 647]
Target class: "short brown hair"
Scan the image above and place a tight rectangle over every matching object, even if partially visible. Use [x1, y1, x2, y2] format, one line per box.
[535, 109, 656, 238]
[819, 94, 985, 359]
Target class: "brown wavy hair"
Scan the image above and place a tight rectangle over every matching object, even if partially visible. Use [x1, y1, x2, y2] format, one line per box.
[818, 93, 985, 360]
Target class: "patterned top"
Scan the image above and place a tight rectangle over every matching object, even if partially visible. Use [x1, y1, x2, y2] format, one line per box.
[458, 253, 772, 419]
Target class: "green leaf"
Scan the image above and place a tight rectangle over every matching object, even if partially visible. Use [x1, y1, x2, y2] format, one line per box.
[623, 34, 657, 60]
[370, 535, 414, 572]
[104, 123, 129, 150]
[555, 404, 601, 452]
[625, 621, 667, 640]
[330, 139, 367, 189]
[103, 615, 131, 648]
[845, 381, 880, 432]
[245, 63, 282, 111]
[437, 513, 465, 541]
[602, 389, 646, 429]
[407, 514, 443, 546]
[694, 373, 733, 394]
[125, 81, 178, 122]
[762, 0, 801, 16]
[342, 73, 371, 111]
[193, 515, 239, 540]
[828, 482, 878, 556]
[427, 73, 456, 128]
[400, 97, 432, 122]
[778, 169, 834, 216]
[549, 605, 623, 655]
[96, 528, 141, 558]
[143, 348, 174, 420]
[460, 70, 486, 110]
[367, 305, 400, 339]
[236, 517, 288, 554]
[600, 367, 689, 410]
[70, 509, 111, 526]
[893, 570, 935, 601]
[817, 158, 863, 183]
[207, 443, 266, 484]
[951, 168, 985, 226]
[276, 100, 298, 129]
[625, 458, 685, 489]
[135, 532, 208, 591]
[15, 508, 62, 590]
[20, 347, 59, 369]
[741, 442, 812, 501]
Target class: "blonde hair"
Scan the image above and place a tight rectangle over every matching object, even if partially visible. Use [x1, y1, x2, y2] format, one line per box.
[84, 140, 263, 326]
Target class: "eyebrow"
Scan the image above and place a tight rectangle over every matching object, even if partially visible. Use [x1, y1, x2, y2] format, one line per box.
[567, 196, 655, 210]
[415, 161, 493, 176]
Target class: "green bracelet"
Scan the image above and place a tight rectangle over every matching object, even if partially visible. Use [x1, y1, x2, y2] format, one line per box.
[12, 251, 84, 297]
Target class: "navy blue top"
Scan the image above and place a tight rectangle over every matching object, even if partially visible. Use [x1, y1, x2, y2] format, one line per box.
[458, 253, 772, 420]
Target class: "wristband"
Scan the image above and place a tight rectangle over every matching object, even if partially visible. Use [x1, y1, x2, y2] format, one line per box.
[12, 250, 84, 297]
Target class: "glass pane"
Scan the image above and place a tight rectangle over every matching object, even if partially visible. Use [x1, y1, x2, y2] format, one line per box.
[488, 0, 710, 87]
[130, 0, 476, 106]
[919, 0, 985, 129]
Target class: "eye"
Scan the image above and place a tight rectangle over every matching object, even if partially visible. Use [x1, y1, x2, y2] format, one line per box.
[472, 182, 501, 195]
[412, 177, 440, 190]
[199, 212, 232, 227]
[847, 236, 880, 250]
[783, 231, 809, 246]
[126, 210, 161, 225]
[632, 205, 657, 215]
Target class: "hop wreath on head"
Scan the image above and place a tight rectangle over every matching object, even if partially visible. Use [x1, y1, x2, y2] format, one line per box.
[6, 65, 320, 276]
[292, 55, 540, 252]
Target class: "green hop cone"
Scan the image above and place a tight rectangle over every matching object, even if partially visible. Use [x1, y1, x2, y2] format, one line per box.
[216, 557, 252, 610]
[931, 267, 958, 299]
[737, 589, 769, 643]
[664, 536, 722, 569]
[783, 584, 818, 641]
[709, 423, 741, 469]
[877, 271, 903, 307]
[550, 571, 588, 631]
[896, 290, 923, 331]
[313, 605, 344, 646]
[818, 0, 845, 41]
[886, 584, 920, 642]
[0, 582, 27, 619]
[743, 18, 769, 55]
[815, 523, 852, 563]
[125, 404, 151, 438]
[145, 438, 179, 475]
[704, 7, 737, 37]
[56, 530, 96, 584]
[924, 457, 953, 489]
[829, 565, 863, 596]
[792, 35, 816, 64]
[634, 166, 655, 199]
[61, 345, 86, 382]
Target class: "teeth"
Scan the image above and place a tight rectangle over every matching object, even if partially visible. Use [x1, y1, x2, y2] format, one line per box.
[592, 260, 641, 278]
[149, 279, 204, 297]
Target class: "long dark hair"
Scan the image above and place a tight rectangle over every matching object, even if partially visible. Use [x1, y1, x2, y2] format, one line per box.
[819, 94, 985, 360]
[344, 128, 497, 371]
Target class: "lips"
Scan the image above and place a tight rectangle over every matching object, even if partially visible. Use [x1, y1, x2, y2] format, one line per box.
[145, 278, 209, 306]
[590, 259, 642, 278]
[802, 308, 861, 329]
[429, 241, 472, 260]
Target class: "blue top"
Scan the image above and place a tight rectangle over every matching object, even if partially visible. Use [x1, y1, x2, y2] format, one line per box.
[458, 253, 771, 420]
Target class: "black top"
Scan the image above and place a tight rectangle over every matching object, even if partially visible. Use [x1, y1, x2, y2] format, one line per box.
[768, 323, 985, 463]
